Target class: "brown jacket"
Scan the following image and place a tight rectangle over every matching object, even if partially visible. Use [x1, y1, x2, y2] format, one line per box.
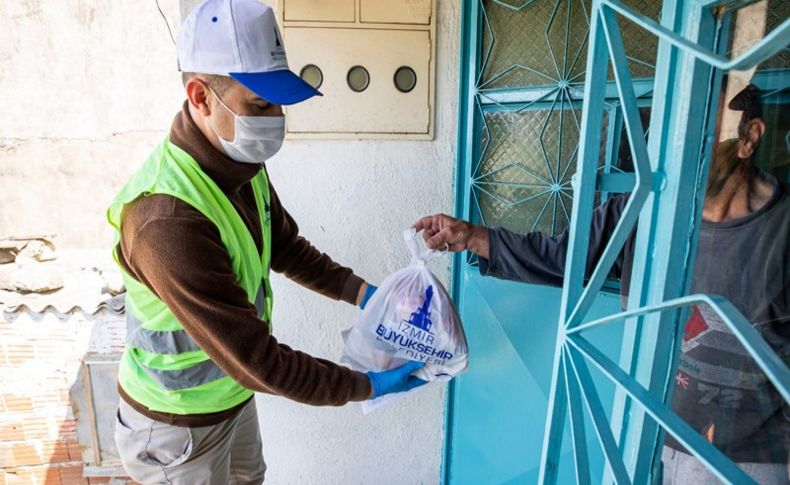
[117, 102, 372, 426]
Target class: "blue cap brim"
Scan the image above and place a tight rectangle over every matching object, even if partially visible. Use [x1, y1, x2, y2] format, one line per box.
[229, 70, 322, 106]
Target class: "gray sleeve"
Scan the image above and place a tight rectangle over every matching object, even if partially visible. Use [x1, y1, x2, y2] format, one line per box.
[479, 193, 630, 287]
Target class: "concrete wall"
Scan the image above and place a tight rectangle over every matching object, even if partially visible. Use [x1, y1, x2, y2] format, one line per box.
[0, 0, 183, 247]
[237, 2, 459, 482]
[719, 0, 768, 141]
[2, 0, 460, 483]
[258, 6, 460, 482]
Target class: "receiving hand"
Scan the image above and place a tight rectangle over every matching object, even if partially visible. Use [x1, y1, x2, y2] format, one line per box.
[412, 214, 490, 259]
[367, 361, 428, 399]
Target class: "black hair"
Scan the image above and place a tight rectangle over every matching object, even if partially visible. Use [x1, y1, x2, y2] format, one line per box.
[728, 83, 763, 139]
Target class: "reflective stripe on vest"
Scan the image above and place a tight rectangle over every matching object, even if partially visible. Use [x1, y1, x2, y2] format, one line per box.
[125, 286, 267, 390]
[128, 350, 227, 391]
[126, 312, 200, 354]
[254, 284, 266, 320]
[109, 140, 272, 414]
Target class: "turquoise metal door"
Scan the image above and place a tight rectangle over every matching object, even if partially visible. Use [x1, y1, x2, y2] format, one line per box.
[444, 1, 660, 483]
[445, 1, 789, 484]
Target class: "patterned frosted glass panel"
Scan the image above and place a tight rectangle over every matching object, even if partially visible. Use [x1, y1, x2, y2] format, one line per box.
[473, 107, 606, 235]
[479, 0, 590, 89]
[757, 0, 790, 71]
[479, 0, 661, 90]
[614, 1, 662, 79]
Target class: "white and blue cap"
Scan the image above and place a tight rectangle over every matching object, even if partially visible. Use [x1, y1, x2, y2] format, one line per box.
[177, 0, 321, 105]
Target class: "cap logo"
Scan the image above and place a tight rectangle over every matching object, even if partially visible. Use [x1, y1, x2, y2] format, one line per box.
[270, 26, 286, 61]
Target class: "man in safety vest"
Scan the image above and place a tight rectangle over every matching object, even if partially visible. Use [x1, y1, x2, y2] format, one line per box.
[110, 1, 424, 483]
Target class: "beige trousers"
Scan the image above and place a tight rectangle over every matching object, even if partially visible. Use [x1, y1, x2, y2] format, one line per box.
[114, 398, 265, 485]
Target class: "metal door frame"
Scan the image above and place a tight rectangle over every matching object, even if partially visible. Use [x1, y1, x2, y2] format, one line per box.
[535, 1, 790, 484]
[444, 0, 790, 484]
[444, 0, 656, 481]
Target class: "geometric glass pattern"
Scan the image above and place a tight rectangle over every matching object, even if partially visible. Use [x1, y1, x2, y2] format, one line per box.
[479, 0, 661, 91]
[472, 0, 657, 238]
[757, 0, 790, 71]
[475, 108, 608, 235]
[478, 109, 579, 235]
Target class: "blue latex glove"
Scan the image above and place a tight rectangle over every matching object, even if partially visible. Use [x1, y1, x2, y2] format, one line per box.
[367, 361, 428, 399]
[359, 284, 378, 310]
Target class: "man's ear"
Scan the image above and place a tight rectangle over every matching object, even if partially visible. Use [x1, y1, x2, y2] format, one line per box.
[185, 78, 213, 117]
[737, 118, 766, 158]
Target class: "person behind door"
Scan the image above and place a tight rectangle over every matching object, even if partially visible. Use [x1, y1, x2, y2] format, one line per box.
[110, 1, 425, 483]
[415, 83, 789, 484]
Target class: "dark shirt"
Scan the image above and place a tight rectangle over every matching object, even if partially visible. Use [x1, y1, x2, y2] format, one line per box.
[480, 177, 790, 462]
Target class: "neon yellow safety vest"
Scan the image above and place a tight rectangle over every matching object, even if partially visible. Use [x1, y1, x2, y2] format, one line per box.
[107, 138, 273, 415]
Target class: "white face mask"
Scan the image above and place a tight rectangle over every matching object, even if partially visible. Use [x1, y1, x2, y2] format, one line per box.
[207, 88, 285, 164]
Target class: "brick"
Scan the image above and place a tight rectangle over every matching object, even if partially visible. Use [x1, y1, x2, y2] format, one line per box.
[33, 392, 67, 409]
[59, 465, 88, 485]
[2, 466, 53, 484]
[10, 443, 39, 467]
[27, 405, 71, 420]
[58, 420, 77, 436]
[3, 396, 33, 413]
[42, 467, 68, 485]
[87, 477, 110, 484]
[0, 443, 11, 467]
[6, 344, 35, 365]
[23, 419, 53, 440]
[66, 441, 82, 462]
[41, 440, 70, 464]
[1, 470, 19, 485]
[0, 423, 24, 441]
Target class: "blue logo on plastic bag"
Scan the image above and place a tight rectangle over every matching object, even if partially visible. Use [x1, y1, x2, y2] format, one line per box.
[407, 285, 434, 333]
[374, 286, 453, 364]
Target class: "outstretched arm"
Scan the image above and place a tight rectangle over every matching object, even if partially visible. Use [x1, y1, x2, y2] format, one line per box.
[414, 194, 630, 287]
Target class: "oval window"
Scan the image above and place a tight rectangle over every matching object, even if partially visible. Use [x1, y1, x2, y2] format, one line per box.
[393, 66, 417, 93]
[299, 64, 323, 89]
[347, 65, 370, 92]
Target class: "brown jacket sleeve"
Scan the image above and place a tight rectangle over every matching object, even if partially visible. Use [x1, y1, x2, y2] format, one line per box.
[268, 182, 364, 304]
[120, 195, 372, 406]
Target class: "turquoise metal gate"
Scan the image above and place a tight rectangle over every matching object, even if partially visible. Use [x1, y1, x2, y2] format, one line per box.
[536, 1, 790, 484]
[444, 0, 660, 483]
[445, 0, 789, 484]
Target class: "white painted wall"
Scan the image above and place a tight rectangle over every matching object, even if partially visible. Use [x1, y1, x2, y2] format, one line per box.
[2, 0, 460, 483]
[0, 0, 184, 247]
[252, 2, 460, 483]
[719, 1, 767, 141]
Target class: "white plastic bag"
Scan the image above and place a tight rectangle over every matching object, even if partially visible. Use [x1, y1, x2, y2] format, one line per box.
[342, 229, 469, 413]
